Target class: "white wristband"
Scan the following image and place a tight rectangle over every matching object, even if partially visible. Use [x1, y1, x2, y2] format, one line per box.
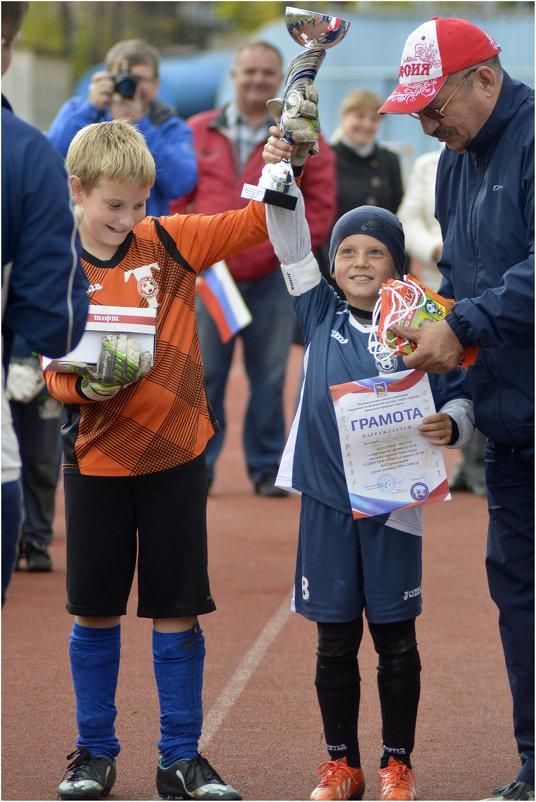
[281, 251, 321, 296]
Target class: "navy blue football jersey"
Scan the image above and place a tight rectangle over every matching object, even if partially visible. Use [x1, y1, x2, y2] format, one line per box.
[277, 278, 469, 527]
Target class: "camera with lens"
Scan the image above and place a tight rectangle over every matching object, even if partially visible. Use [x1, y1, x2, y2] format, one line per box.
[112, 66, 140, 100]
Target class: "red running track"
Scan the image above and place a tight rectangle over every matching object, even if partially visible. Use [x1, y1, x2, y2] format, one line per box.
[2, 344, 519, 801]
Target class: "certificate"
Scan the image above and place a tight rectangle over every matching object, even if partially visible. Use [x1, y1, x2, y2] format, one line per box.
[330, 370, 450, 519]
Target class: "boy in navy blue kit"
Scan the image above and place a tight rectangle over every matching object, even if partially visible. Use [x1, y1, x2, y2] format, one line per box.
[262, 132, 474, 801]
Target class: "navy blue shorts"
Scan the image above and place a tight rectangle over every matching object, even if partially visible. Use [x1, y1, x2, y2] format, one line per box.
[294, 494, 423, 623]
[64, 454, 216, 619]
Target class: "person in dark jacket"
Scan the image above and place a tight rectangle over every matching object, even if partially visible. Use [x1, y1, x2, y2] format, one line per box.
[379, 17, 534, 802]
[317, 88, 403, 289]
[1, 1, 89, 605]
[332, 88, 403, 216]
[47, 39, 197, 217]
[7, 334, 63, 572]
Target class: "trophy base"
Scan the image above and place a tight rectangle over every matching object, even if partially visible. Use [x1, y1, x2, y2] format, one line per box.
[241, 183, 297, 210]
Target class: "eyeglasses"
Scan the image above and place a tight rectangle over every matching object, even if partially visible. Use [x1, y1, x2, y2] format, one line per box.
[409, 68, 477, 121]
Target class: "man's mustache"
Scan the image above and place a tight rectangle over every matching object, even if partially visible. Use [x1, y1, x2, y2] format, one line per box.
[431, 126, 457, 138]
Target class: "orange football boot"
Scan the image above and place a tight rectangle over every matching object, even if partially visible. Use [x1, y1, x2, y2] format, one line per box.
[379, 757, 417, 800]
[310, 757, 365, 800]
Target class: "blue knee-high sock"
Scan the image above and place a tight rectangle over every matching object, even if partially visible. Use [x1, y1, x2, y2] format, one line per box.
[70, 622, 121, 759]
[153, 626, 205, 766]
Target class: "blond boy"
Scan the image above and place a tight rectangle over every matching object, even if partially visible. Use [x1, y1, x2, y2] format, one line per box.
[48, 119, 269, 801]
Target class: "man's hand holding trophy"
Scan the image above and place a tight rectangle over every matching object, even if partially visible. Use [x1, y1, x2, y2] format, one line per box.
[242, 6, 350, 210]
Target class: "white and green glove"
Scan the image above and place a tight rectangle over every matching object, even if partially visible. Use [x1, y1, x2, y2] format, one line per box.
[80, 334, 152, 401]
[267, 84, 321, 167]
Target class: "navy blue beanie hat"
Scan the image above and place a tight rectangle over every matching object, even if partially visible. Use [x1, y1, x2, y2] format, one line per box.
[329, 206, 407, 277]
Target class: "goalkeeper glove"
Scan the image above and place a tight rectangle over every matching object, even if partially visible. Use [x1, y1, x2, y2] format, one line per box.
[80, 334, 152, 401]
[267, 84, 321, 167]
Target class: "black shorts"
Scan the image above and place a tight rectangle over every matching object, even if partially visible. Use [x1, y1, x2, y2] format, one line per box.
[64, 454, 216, 618]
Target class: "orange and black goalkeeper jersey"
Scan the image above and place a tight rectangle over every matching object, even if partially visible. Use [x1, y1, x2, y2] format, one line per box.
[45, 201, 267, 477]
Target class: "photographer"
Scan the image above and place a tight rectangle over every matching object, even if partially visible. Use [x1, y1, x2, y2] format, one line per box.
[47, 39, 197, 216]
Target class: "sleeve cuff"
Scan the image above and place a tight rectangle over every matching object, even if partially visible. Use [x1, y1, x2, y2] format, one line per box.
[280, 252, 321, 296]
[447, 309, 473, 349]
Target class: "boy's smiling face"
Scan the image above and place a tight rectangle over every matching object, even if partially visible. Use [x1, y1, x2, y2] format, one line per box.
[333, 233, 398, 311]
[70, 176, 151, 260]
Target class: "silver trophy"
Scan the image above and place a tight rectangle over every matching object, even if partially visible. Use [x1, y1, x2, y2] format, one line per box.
[241, 6, 350, 210]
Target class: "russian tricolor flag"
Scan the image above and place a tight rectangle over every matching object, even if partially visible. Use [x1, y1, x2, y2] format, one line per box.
[196, 261, 252, 343]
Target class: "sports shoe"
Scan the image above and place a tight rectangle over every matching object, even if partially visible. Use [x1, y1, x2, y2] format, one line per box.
[448, 464, 487, 497]
[254, 473, 289, 497]
[14, 541, 25, 571]
[310, 757, 365, 800]
[484, 781, 535, 800]
[379, 757, 417, 800]
[26, 541, 53, 571]
[57, 747, 116, 799]
[156, 754, 242, 800]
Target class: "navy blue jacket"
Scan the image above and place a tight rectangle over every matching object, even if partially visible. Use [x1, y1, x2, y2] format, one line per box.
[435, 72, 534, 446]
[1, 95, 89, 374]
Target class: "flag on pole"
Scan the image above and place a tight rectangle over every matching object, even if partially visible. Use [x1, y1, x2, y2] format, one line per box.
[196, 260, 252, 343]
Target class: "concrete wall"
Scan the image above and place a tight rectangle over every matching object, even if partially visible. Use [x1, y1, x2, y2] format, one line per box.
[2, 49, 73, 132]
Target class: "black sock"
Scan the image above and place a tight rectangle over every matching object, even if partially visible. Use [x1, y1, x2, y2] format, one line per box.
[380, 754, 412, 769]
[369, 619, 421, 771]
[315, 656, 361, 768]
[377, 646, 420, 770]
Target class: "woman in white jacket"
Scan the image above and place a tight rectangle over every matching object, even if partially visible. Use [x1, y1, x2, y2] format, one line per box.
[397, 148, 443, 291]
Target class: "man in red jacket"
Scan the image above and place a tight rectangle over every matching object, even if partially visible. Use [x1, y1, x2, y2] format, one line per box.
[170, 40, 336, 496]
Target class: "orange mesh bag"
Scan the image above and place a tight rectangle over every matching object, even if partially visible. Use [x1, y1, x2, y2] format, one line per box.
[370, 275, 477, 368]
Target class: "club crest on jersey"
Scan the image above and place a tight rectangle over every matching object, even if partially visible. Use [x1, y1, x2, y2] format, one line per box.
[137, 275, 158, 300]
[124, 262, 160, 308]
[375, 352, 398, 374]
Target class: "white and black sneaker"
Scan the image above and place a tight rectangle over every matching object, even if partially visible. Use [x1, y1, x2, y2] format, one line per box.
[57, 748, 116, 800]
[156, 754, 242, 800]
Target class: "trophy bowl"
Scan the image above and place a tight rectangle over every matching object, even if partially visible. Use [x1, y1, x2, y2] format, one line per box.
[286, 7, 351, 50]
[241, 6, 350, 210]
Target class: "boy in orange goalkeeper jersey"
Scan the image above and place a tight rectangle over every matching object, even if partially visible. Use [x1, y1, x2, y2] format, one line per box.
[47, 119, 272, 801]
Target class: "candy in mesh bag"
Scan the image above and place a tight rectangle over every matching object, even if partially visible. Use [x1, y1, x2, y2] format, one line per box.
[368, 274, 478, 368]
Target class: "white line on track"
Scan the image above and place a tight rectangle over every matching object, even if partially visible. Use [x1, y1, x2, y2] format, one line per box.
[199, 590, 293, 749]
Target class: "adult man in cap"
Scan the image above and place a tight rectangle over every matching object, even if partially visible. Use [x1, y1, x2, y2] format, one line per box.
[379, 17, 534, 802]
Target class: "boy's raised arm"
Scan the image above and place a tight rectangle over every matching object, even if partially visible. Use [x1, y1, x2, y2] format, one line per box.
[263, 167, 321, 297]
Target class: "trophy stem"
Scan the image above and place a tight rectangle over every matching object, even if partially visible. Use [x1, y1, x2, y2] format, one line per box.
[284, 48, 326, 95]
[241, 7, 350, 211]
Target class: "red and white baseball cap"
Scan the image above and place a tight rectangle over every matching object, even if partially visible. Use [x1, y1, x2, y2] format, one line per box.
[378, 17, 501, 115]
